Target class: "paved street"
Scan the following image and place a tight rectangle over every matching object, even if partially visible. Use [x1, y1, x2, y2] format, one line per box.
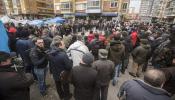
[30, 57, 140, 100]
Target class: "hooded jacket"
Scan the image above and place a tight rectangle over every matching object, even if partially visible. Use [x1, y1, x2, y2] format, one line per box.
[132, 41, 151, 65]
[118, 79, 170, 100]
[0, 65, 34, 100]
[108, 40, 125, 65]
[49, 46, 72, 81]
[67, 41, 89, 67]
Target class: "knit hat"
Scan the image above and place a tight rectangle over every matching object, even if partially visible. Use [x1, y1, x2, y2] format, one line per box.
[82, 53, 94, 65]
[99, 49, 108, 59]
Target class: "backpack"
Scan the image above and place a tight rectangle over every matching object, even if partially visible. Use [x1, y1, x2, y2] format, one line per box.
[91, 39, 104, 58]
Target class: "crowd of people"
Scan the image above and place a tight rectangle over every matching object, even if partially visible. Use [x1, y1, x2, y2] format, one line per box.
[0, 19, 175, 100]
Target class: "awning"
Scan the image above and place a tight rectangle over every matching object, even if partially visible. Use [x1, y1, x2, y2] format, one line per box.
[101, 13, 118, 17]
[75, 13, 87, 16]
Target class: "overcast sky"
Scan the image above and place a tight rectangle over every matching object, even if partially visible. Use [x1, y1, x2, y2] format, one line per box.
[129, 0, 141, 13]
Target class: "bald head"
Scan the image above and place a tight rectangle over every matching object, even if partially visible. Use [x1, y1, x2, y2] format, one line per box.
[144, 69, 166, 88]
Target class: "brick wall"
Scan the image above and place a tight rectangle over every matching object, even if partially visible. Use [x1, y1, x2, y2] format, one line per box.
[103, 1, 118, 12]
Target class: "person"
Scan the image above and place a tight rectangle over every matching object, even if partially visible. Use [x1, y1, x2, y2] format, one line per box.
[130, 39, 151, 77]
[16, 29, 34, 73]
[41, 29, 52, 50]
[108, 34, 125, 86]
[90, 33, 105, 60]
[160, 67, 175, 96]
[118, 69, 171, 100]
[0, 51, 34, 100]
[49, 39, 72, 100]
[67, 35, 89, 67]
[71, 53, 97, 100]
[92, 49, 115, 100]
[30, 38, 48, 96]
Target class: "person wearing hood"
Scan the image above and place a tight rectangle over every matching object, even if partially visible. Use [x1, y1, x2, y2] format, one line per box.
[92, 49, 115, 100]
[67, 35, 89, 67]
[48, 39, 72, 100]
[108, 34, 125, 86]
[71, 53, 97, 100]
[118, 69, 170, 100]
[0, 51, 34, 100]
[130, 39, 151, 77]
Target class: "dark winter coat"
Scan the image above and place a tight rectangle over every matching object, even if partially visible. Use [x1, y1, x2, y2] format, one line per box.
[118, 79, 170, 100]
[16, 38, 34, 66]
[30, 46, 48, 68]
[161, 67, 175, 95]
[92, 59, 115, 86]
[108, 40, 125, 65]
[132, 44, 151, 65]
[0, 65, 34, 100]
[71, 64, 97, 100]
[49, 47, 72, 81]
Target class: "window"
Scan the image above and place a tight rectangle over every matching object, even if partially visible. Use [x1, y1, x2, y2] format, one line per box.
[88, 0, 100, 9]
[76, 3, 86, 10]
[122, 3, 128, 9]
[110, 1, 117, 8]
[61, 2, 72, 10]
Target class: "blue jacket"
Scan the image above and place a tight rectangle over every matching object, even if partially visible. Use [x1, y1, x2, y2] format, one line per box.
[16, 38, 34, 66]
[49, 47, 72, 81]
[118, 79, 170, 100]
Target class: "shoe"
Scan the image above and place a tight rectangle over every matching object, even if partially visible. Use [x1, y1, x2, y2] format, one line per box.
[112, 80, 117, 86]
[64, 93, 72, 100]
[41, 92, 47, 96]
[129, 72, 137, 77]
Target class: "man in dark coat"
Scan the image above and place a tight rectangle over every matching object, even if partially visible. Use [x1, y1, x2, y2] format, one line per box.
[71, 53, 97, 100]
[108, 35, 125, 86]
[130, 39, 151, 77]
[0, 51, 34, 100]
[49, 40, 72, 100]
[16, 29, 34, 73]
[30, 38, 48, 96]
[160, 67, 175, 95]
[92, 49, 115, 100]
[118, 69, 170, 100]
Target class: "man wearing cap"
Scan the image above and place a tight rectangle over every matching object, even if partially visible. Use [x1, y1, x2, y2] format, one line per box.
[71, 53, 97, 100]
[0, 51, 34, 100]
[130, 39, 151, 77]
[92, 49, 115, 100]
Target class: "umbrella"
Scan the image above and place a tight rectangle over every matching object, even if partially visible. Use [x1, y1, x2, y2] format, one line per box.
[45, 17, 65, 24]
[28, 20, 44, 26]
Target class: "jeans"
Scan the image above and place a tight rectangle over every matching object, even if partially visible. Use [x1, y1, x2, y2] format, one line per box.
[113, 64, 122, 83]
[34, 67, 47, 94]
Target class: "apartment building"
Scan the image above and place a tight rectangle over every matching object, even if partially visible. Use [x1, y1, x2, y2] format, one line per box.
[139, 0, 154, 22]
[3, 0, 54, 18]
[165, 0, 175, 23]
[55, 0, 130, 19]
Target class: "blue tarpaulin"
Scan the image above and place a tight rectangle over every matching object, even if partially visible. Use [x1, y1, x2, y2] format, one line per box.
[45, 17, 65, 24]
[0, 21, 10, 53]
[28, 20, 44, 26]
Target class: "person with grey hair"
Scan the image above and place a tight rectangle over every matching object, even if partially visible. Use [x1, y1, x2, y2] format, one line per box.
[118, 69, 170, 100]
[48, 39, 73, 100]
[92, 49, 115, 100]
[67, 35, 89, 67]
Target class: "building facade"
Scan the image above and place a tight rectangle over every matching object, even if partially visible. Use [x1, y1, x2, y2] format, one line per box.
[0, 0, 6, 16]
[164, 0, 175, 23]
[139, 0, 154, 22]
[54, 0, 130, 19]
[3, 0, 54, 18]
